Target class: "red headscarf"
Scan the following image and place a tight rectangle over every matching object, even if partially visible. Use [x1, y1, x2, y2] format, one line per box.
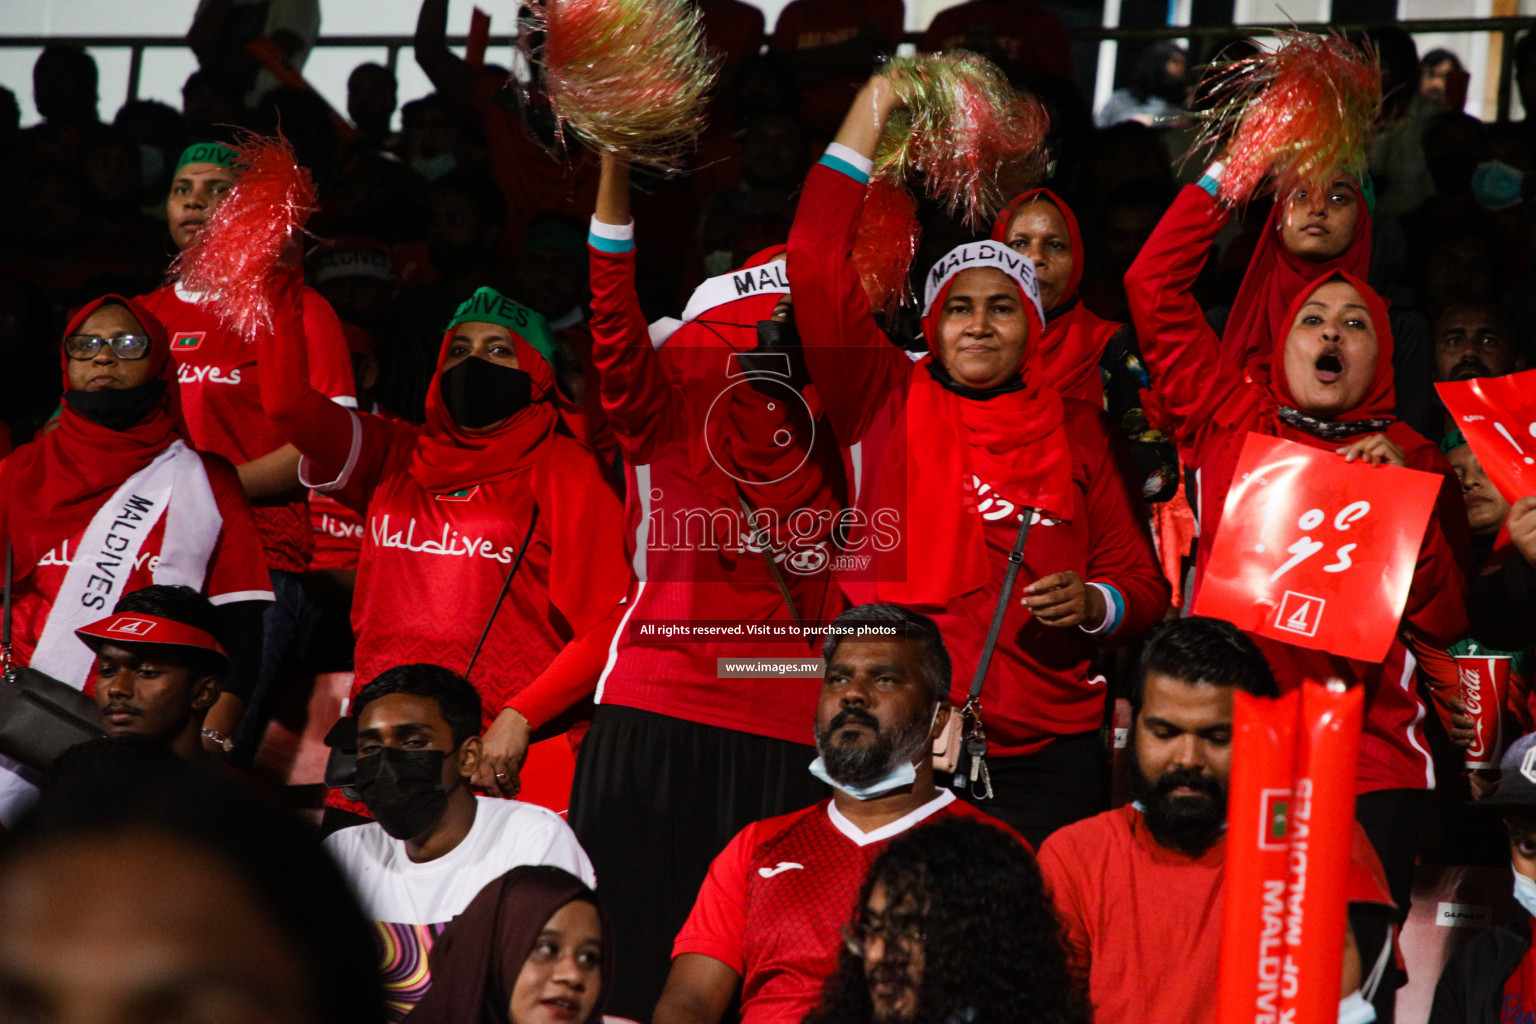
[408, 322, 561, 495]
[407, 866, 613, 1024]
[0, 295, 182, 579]
[1265, 270, 1396, 429]
[875, 255, 1074, 607]
[1195, 270, 1430, 580]
[990, 189, 1122, 406]
[1222, 184, 1373, 388]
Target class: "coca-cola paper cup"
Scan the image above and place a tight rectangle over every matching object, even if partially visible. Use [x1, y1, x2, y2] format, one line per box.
[1458, 654, 1512, 770]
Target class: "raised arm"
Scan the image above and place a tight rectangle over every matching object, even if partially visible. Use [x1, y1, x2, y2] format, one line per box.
[787, 77, 912, 444]
[586, 152, 692, 464]
[259, 273, 395, 511]
[1124, 173, 1263, 466]
[413, 0, 476, 104]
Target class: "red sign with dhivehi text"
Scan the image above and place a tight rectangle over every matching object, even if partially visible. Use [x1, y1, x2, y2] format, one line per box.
[1438, 367, 1536, 505]
[1193, 433, 1441, 662]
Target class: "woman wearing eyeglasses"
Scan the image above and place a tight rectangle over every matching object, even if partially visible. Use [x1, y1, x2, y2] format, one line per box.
[0, 295, 270, 819]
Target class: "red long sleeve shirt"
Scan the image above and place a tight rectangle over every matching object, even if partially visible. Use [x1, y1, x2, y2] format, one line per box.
[254, 289, 627, 732]
[1126, 183, 1472, 792]
[584, 223, 846, 744]
[788, 159, 1169, 757]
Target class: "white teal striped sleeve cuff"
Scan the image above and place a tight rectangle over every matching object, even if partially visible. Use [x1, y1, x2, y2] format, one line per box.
[820, 142, 873, 184]
[588, 217, 635, 254]
[1081, 582, 1126, 637]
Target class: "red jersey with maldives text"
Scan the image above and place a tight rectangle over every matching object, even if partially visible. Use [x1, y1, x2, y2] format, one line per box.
[310, 491, 366, 572]
[311, 415, 610, 721]
[137, 282, 357, 574]
[673, 792, 1025, 1024]
[6, 453, 272, 687]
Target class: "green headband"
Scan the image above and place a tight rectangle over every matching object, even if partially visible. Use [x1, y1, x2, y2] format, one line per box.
[446, 287, 560, 368]
[175, 142, 240, 173]
[1440, 428, 1467, 455]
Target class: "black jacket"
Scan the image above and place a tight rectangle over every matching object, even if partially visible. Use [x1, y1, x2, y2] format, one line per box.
[1428, 894, 1532, 1024]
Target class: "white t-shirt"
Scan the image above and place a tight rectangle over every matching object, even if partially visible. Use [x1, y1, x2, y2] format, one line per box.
[325, 797, 596, 1020]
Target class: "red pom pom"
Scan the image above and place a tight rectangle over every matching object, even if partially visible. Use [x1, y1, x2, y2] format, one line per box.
[852, 180, 921, 319]
[1190, 32, 1381, 207]
[170, 132, 315, 340]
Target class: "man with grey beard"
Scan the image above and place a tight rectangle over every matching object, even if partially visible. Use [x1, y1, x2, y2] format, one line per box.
[652, 604, 1027, 1024]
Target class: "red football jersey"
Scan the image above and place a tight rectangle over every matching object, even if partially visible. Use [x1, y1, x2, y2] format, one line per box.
[673, 792, 1025, 1024]
[137, 283, 356, 573]
[309, 490, 366, 572]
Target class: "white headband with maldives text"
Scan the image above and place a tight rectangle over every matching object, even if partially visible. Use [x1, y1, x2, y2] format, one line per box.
[923, 241, 1045, 326]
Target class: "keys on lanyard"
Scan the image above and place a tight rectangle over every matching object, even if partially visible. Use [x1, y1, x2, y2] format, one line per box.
[953, 701, 995, 802]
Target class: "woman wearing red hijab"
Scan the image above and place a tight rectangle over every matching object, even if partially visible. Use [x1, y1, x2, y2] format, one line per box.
[990, 188, 1124, 407]
[0, 295, 271, 821]
[571, 151, 846, 1019]
[1209, 177, 1435, 433]
[1125, 164, 1472, 914]
[256, 277, 631, 809]
[787, 76, 1170, 848]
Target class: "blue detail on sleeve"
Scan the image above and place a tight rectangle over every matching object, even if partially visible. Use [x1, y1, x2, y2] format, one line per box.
[588, 232, 634, 254]
[819, 153, 871, 185]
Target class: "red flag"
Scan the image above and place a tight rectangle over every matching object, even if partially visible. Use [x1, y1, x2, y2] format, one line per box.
[1437, 368, 1536, 505]
[1193, 433, 1441, 662]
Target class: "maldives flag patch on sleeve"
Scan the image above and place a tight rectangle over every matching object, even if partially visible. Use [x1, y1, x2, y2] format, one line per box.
[435, 486, 480, 502]
[172, 332, 205, 350]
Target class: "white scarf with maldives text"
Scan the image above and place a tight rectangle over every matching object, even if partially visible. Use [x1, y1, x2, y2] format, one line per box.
[29, 439, 222, 686]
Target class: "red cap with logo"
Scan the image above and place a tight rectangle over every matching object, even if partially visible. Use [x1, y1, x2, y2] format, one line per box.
[75, 614, 229, 663]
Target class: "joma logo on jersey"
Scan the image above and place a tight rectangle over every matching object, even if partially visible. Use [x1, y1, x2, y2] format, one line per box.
[172, 332, 205, 350]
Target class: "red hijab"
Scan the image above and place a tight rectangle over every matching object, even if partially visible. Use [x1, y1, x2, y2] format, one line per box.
[408, 322, 561, 494]
[874, 252, 1074, 607]
[990, 189, 1122, 406]
[1196, 271, 1431, 579]
[1222, 184, 1373, 388]
[1265, 270, 1396, 429]
[0, 295, 183, 578]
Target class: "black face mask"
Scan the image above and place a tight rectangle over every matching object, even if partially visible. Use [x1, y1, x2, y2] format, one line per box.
[353, 747, 450, 840]
[734, 319, 812, 395]
[63, 378, 168, 430]
[438, 356, 534, 429]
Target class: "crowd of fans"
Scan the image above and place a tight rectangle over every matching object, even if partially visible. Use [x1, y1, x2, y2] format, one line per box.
[2, 0, 1536, 1022]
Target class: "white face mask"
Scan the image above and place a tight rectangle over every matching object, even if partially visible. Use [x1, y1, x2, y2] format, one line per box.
[809, 705, 938, 801]
[1337, 990, 1376, 1024]
[1513, 866, 1536, 918]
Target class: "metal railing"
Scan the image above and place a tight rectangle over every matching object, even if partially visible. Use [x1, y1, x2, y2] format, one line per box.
[1, 15, 1532, 120]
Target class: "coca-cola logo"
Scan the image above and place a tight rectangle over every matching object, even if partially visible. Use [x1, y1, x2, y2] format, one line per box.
[1462, 666, 1491, 760]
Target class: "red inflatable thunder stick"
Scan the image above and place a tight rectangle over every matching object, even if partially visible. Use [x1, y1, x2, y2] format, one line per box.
[1193, 434, 1441, 662]
[1218, 682, 1365, 1024]
[1437, 368, 1536, 506]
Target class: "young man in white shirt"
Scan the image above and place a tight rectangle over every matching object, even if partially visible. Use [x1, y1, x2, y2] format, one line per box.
[324, 663, 594, 1020]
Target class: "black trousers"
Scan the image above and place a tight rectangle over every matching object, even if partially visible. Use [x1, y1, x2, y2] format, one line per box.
[947, 730, 1108, 850]
[567, 704, 828, 1021]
